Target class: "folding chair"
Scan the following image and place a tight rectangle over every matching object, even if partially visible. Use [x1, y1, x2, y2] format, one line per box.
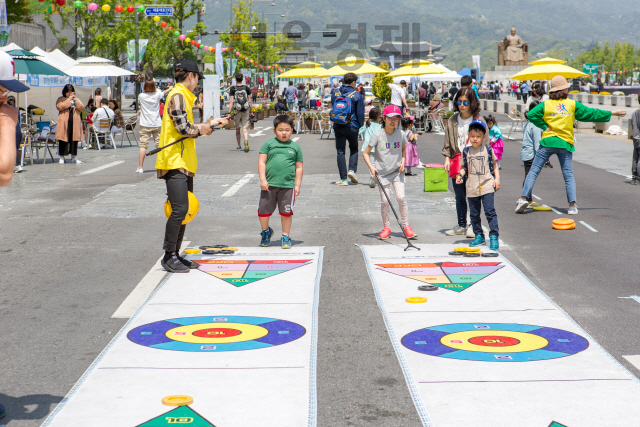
[506, 109, 525, 140]
[19, 128, 34, 166]
[116, 116, 138, 147]
[32, 126, 56, 164]
[89, 119, 115, 150]
[318, 112, 333, 139]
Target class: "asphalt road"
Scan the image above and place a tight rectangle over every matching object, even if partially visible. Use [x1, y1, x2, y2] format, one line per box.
[1, 114, 639, 426]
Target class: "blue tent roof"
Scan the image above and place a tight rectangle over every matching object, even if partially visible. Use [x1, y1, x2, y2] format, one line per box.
[458, 68, 472, 77]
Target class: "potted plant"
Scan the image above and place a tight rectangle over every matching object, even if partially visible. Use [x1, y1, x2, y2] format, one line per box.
[303, 112, 315, 130]
[268, 102, 275, 116]
[442, 110, 454, 127]
[254, 105, 264, 120]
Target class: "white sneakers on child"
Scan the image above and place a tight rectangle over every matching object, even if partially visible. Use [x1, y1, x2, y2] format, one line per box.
[135, 168, 144, 174]
[568, 205, 578, 215]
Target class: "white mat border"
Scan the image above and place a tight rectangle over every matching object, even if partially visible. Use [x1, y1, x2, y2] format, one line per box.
[358, 243, 640, 427]
[43, 247, 324, 427]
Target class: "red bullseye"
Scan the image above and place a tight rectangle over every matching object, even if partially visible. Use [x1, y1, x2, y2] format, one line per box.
[469, 335, 520, 347]
[192, 328, 242, 338]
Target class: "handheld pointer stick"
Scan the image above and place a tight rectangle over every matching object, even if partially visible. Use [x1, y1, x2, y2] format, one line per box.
[146, 115, 231, 156]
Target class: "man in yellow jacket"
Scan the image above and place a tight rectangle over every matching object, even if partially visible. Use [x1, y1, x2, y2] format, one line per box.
[156, 60, 228, 272]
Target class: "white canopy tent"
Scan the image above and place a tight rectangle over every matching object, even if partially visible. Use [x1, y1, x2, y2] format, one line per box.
[1, 42, 22, 52]
[65, 56, 135, 77]
[392, 63, 462, 83]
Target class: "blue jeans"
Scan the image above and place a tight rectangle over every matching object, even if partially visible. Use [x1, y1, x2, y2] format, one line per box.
[451, 177, 467, 227]
[468, 192, 499, 237]
[287, 100, 295, 111]
[522, 145, 576, 203]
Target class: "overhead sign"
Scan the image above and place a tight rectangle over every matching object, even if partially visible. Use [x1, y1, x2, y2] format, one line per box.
[583, 63, 598, 73]
[229, 34, 243, 39]
[144, 5, 173, 16]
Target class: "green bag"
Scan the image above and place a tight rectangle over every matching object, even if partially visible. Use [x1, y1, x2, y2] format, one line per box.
[423, 167, 448, 192]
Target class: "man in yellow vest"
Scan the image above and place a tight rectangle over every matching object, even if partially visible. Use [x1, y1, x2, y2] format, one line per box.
[516, 76, 626, 215]
[156, 59, 228, 272]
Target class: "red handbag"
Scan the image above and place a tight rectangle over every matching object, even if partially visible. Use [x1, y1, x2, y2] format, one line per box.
[448, 153, 461, 178]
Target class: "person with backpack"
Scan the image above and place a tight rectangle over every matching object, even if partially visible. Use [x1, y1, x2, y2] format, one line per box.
[330, 72, 365, 186]
[229, 73, 254, 153]
[284, 81, 297, 111]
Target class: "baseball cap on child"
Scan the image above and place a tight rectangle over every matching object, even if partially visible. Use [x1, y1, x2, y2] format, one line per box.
[468, 120, 487, 134]
[0, 51, 29, 93]
[382, 104, 402, 117]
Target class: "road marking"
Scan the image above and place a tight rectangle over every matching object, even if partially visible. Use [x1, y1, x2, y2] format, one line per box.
[622, 355, 640, 371]
[292, 137, 300, 142]
[606, 170, 633, 180]
[619, 295, 640, 304]
[550, 207, 562, 215]
[222, 173, 254, 197]
[532, 194, 542, 200]
[579, 221, 598, 232]
[250, 131, 265, 137]
[79, 160, 125, 175]
[112, 241, 190, 319]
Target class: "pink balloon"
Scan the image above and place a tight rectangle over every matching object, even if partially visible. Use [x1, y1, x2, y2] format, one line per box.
[203, 45, 208, 50]
[222, 48, 226, 52]
[235, 52, 240, 56]
[88, 2, 98, 10]
[179, 35, 186, 40]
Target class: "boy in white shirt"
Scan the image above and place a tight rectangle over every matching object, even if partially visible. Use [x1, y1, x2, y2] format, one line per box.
[387, 80, 409, 114]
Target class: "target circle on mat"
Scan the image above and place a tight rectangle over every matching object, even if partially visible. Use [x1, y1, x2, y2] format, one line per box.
[402, 323, 589, 362]
[128, 316, 306, 352]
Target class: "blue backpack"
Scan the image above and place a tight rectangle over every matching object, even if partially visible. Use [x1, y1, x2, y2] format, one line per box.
[330, 90, 357, 125]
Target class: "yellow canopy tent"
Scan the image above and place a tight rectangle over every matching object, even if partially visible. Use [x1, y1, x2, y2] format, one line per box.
[386, 59, 446, 77]
[276, 61, 328, 79]
[528, 57, 565, 65]
[511, 63, 586, 81]
[316, 57, 388, 77]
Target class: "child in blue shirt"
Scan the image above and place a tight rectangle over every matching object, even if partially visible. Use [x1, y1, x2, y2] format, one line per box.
[359, 107, 382, 188]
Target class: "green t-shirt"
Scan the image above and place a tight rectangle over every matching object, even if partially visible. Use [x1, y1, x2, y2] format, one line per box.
[259, 138, 303, 188]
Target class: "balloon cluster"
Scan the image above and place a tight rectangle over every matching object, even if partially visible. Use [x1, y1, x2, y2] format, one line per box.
[50, 0, 285, 72]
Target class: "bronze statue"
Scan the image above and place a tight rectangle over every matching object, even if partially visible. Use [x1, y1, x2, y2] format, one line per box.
[497, 27, 529, 66]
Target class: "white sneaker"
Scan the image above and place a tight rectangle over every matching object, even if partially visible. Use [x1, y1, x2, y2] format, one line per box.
[71, 157, 82, 164]
[136, 168, 144, 173]
[369, 175, 376, 188]
[335, 179, 349, 186]
[14, 165, 23, 173]
[568, 205, 578, 215]
[445, 225, 466, 236]
[347, 170, 358, 183]
[59, 157, 65, 164]
[515, 198, 529, 213]
[466, 225, 475, 238]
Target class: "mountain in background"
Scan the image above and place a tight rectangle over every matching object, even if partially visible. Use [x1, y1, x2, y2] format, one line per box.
[197, 0, 638, 70]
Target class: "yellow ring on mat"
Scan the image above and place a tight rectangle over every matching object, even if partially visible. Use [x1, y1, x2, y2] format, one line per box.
[166, 323, 269, 344]
[221, 247, 238, 251]
[184, 248, 201, 254]
[441, 330, 549, 353]
[406, 296, 427, 303]
[162, 395, 194, 406]
[454, 247, 481, 253]
[533, 206, 552, 211]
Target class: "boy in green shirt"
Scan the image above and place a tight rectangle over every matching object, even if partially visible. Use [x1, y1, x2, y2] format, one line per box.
[258, 115, 304, 248]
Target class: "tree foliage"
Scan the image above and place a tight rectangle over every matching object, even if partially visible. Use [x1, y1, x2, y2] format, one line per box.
[372, 62, 391, 103]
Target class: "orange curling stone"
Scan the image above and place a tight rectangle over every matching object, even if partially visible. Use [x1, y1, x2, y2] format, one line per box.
[552, 218, 575, 230]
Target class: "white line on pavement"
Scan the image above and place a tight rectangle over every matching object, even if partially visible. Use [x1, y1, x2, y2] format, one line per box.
[532, 194, 542, 200]
[579, 221, 598, 232]
[550, 207, 562, 215]
[622, 355, 640, 371]
[250, 131, 265, 137]
[111, 241, 190, 318]
[79, 160, 125, 175]
[619, 295, 640, 304]
[222, 174, 255, 197]
[606, 170, 633, 180]
[292, 137, 300, 142]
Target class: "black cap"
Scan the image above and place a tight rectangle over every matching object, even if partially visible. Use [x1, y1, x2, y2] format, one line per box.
[175, 59, 204, 80]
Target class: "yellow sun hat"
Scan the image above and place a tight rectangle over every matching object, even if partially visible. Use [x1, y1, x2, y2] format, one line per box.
[164, 191, 199, 225]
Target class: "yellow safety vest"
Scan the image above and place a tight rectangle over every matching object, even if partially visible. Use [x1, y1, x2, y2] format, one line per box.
[542, 99, 576, 145]
[155, 84, 198, 174]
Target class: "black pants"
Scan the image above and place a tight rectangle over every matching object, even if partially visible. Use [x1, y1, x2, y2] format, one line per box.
[522, 94, 528, 104]
[451, 177, 468, 227]
[468, 192, 499, 238]
[163, 170, 193, 253]
[523, 159, 533, 202]
[633, 145, 640, 180]
[58, 140, 78, 157]
[334, 126, 359, 180]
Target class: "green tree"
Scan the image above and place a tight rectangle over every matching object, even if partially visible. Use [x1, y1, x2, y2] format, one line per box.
[372, 62, 391, 103]
[8, 0, 30, 24]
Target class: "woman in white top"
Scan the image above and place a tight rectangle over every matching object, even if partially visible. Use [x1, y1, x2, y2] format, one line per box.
[136, 80, 172, 173]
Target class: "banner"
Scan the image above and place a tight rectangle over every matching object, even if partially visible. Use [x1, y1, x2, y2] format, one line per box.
[127, 39, 149, 71]
[472, 55, 481, 70]
[0, 0, 8, 47]
[225, 58, 237, 77]
[389, 55, 395, 71]
[215, 42, 224, 80]
[202, 75, 220, 119]
[26, 75, 108, 87]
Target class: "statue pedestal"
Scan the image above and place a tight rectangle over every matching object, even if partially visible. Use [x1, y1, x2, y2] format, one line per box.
[482, 65, 530, 86]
